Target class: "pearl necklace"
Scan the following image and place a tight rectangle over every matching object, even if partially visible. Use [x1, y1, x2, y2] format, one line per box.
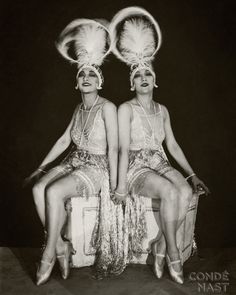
[79, 95, 99, 146]
[136, 98, 156, 137]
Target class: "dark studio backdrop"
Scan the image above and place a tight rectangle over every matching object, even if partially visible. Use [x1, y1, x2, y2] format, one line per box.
[1, 0, 235, 248]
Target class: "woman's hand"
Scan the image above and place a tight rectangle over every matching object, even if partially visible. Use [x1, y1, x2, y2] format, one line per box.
[23, 167, 46, 187]
[189, 175, 210, 196]
[111, 190, 128, 205]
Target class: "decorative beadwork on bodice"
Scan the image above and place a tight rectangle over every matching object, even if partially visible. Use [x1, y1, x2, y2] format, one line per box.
[71, 103, 107, 154]
[129, 102, 165, 151]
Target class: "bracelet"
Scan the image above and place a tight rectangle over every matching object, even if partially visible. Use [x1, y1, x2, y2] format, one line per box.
[38, 168, 46, 173]
[185, 173, 196, 181]
[114, 191, 128, 197]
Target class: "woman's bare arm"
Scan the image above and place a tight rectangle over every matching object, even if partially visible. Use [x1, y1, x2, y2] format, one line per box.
[162, 105, 210, 194]
[24, 107, 78, 184]
[103, 102, 118, 192]
[162, 105, 194, 175]
[114, 103, 132, 202]
[37, 118, 73, 168]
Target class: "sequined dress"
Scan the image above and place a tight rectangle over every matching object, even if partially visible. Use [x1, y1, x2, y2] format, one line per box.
[59, 102, 109, 196]
[124, 102, 174, 258]
[127, 102, 173, 191]
[53, 101, 128, 277]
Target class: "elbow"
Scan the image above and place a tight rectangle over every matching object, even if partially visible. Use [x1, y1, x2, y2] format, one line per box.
[168, 141, 180, 155]
[59, 137, 70, 149]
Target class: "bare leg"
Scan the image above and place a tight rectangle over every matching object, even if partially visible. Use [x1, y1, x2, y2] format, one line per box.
[146, 169, 192, 273]
[138, 173, 180, 258]
[32, 166, 68, 252]
[150, 211, 166, 278]
[138, 171, 190, 276]
[40, 174, 80, 263]
[164, 169, 193, 232]
[36, 173, 80, 285]
[151, 212, 166, 254]
[32, 169, 62, 225]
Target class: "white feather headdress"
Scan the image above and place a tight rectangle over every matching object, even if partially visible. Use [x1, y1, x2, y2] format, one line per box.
[56, 19, 111, 89]
[109, 7, 162, 88]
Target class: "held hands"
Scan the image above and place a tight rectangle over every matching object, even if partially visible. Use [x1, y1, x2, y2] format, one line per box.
[111, 189, 128, 205]
[188, 174, 210, 196]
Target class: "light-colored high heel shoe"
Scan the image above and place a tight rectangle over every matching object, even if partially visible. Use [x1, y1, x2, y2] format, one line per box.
[153, 253, 165, 278]
[166, 254, 184, 284]
[151, 238, 166, 279]
[57, 241, 76, 280]
[36, 256, 56, 286]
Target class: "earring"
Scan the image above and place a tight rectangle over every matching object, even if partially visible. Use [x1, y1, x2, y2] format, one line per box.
[75, 77, 79, 90]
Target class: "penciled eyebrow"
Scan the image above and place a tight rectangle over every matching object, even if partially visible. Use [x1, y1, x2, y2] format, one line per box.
[79, 70, 96, 75]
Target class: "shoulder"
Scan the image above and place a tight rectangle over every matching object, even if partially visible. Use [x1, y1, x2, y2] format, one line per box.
[103, 101, 117, 111]
[118, 100, 133, 113]
[100, 97, 117, 112]
[99, 99, 117, 122]
[153, 101, 170, 120]
[72, 103, 81, 116]
[158, 103, 170, 120]
[159, 103, 168, 112]
[118, 102, 134, 122]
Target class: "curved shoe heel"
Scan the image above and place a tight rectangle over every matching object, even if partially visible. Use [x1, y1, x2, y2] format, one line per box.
[153, 253, 165, 279]
[166, 254, 184, 284]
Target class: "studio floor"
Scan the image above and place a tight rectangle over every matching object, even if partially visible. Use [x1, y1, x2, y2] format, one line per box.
[1, 247, 236, 295]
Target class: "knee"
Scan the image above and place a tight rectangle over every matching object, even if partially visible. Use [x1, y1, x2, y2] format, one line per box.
[162, 185, 178, 203]
[45, 184, 61, 205]
[32, 181, 45, 205]
[179, 184, 193, 205]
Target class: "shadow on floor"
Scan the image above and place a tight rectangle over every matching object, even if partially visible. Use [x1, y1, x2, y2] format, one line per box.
[1, 247, 235, 295]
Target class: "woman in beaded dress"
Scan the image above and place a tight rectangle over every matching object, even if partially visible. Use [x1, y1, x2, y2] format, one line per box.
[110, 7, 210, 284]
[26, 19, 124, 285]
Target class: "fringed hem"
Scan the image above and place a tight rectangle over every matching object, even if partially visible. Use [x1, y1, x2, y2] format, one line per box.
[91, 172, 127, 277]
[91, 173, 147, 279]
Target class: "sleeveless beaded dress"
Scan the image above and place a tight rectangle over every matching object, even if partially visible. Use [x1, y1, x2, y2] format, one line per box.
[50, 101, 128, 277]
[122, 101, 174, 260]
[127, 102, 173, 190]
[60, 101, 108, 196]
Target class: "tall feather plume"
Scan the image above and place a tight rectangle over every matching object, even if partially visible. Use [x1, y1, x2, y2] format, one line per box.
[74, 25, 107, 67]
[119, 19, 156, 65]
[110, 6, 162, 66]
[56, 19, 111, 67]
